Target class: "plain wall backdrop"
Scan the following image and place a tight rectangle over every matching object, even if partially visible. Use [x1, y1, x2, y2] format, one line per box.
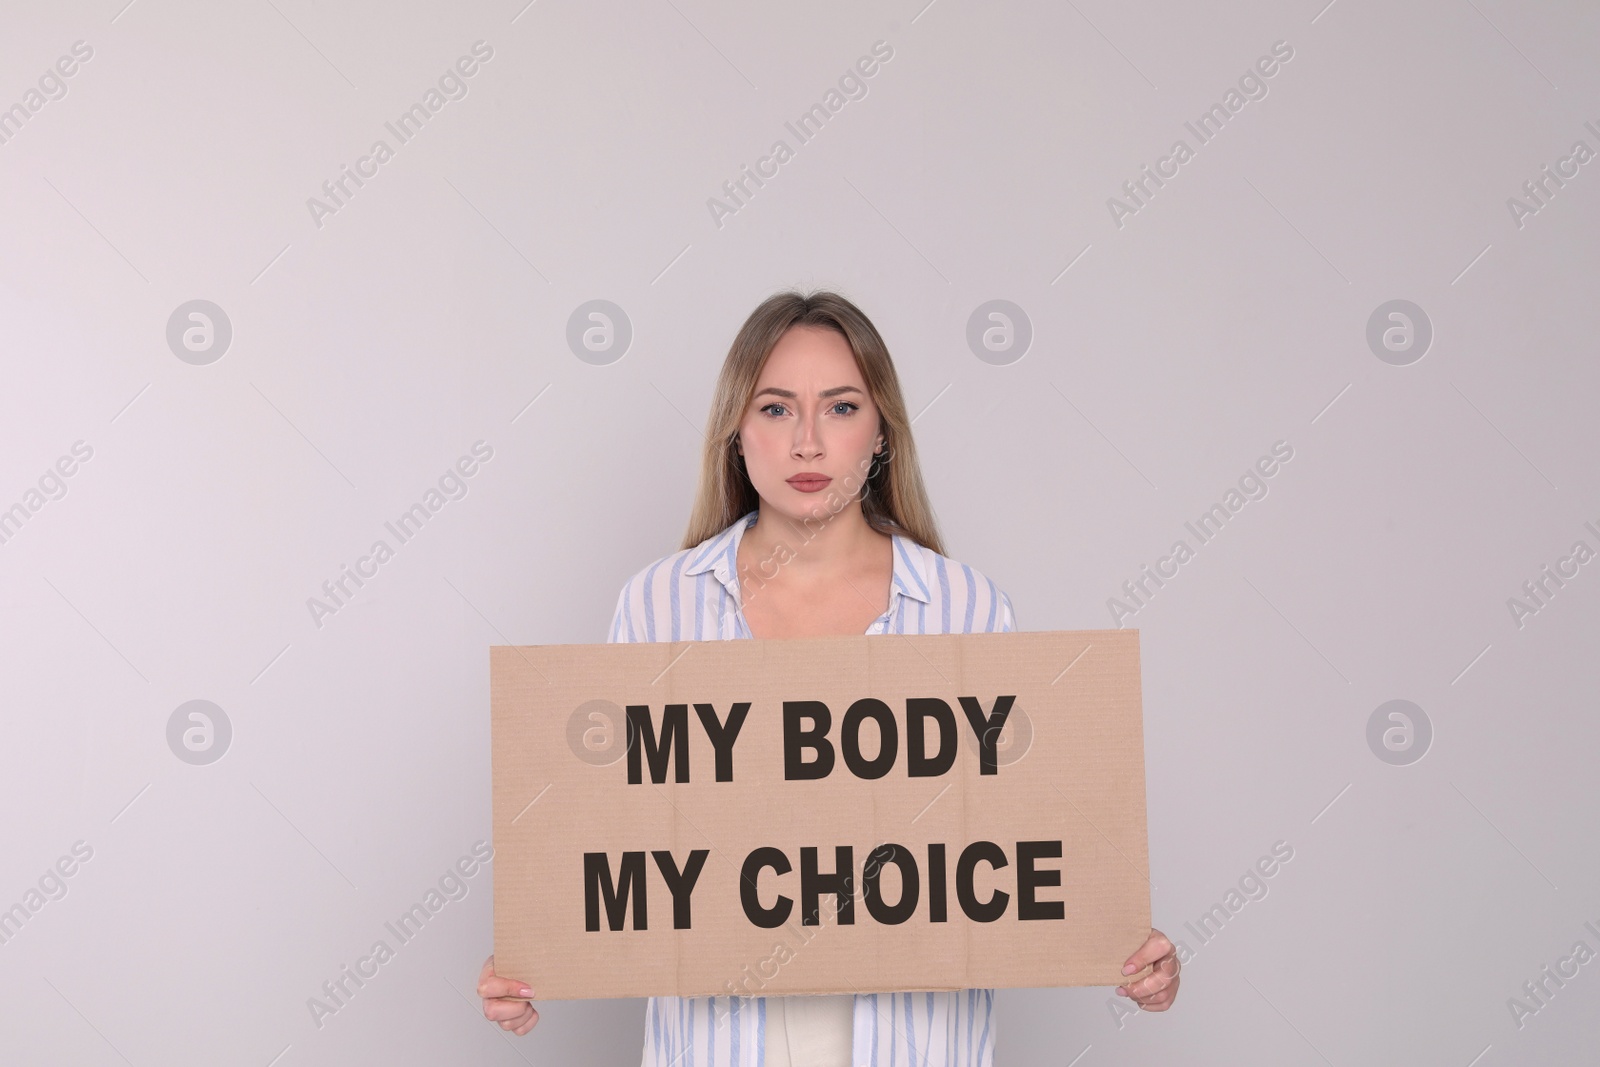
[1, 0, 1596, 1063]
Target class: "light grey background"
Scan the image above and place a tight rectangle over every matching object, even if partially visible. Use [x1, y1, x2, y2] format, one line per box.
[2, 0, 1596, 1063]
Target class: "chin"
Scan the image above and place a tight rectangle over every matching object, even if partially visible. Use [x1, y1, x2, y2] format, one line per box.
[760, 493, 831, 520]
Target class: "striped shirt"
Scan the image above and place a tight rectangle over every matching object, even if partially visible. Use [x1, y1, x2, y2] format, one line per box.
[607, 507, 1017, 1067]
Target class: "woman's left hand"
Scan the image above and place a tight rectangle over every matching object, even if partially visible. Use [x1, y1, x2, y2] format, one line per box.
[1116, 927, 1180, 1010]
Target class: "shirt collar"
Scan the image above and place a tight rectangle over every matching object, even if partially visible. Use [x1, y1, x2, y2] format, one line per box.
[683, 508, 933, 605]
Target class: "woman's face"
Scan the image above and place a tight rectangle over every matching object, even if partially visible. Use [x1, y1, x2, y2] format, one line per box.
[736, 325, 884, 522]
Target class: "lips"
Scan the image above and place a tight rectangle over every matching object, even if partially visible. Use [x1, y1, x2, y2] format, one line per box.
[787, 473, 831, 493]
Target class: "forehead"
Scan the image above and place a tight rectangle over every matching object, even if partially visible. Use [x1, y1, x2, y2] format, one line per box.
[757, 325, 862, 384]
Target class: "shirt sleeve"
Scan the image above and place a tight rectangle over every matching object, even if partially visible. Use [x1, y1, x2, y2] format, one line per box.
[607, 581, 635, 644]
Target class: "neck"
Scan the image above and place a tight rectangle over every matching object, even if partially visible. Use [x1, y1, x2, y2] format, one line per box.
[744, 502, 875, 575]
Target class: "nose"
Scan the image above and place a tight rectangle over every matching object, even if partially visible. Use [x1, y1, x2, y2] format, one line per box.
[791, 408, 823, 459]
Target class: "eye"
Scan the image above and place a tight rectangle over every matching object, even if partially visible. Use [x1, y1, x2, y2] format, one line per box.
[760, 402, 788, 417]
[831, 401, 859, 415]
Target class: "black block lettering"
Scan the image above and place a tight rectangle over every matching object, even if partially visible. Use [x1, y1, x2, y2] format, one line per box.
[800, 845, 855, 926]
[927, 842, 948, 922]
[1016, 840, 1064, 921]
[956, 840, 1009, 922]
[784, 701, 834, 780]
[584, 851, 647, 931]
[651, 849, 710, 929]
[862, 843, 920, 925]
[906, 698, 958, 777]
[841, 698, 898, 779]
[740, 847, 793, 928]
[695, 702, 750, 782]
[627, 704, 690, 784]
[958, 695, 1016, 775]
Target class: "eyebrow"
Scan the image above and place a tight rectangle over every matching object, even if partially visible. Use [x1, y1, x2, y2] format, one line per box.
[753, 386, 865, 400]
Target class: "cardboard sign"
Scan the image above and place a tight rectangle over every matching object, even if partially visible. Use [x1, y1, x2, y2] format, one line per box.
[490, 628, 1149, 1000]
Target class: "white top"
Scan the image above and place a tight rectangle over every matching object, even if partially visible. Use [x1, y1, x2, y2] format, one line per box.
[760, 993, 854, 1067]
[612, 508, 1015, 1067]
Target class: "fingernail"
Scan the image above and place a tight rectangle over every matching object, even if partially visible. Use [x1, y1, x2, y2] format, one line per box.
[1122, 964, 1135, 974]
[520, 987, 534, 998]
[1115, 987, 1127, 997]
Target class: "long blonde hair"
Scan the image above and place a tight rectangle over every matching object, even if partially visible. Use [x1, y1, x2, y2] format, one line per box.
[681, 289, 946, 554]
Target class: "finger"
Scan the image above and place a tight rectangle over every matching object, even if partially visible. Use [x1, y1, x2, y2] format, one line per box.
[1140, 979, 1179, 1010]
[1133, 975, 1179, 1011]
[1121, 967, 1174, 1002]
[477, 970, 536, 1001]
[485, 999, 532, 1025]
[1135, 953, 1178, 987]
[495, 1002, 538, 1033]
[1136, 989, 1176, 1012]
[1121, 929, 1175, 975]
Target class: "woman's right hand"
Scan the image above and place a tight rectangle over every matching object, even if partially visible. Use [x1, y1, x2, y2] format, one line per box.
[478, 953, 539, 1035]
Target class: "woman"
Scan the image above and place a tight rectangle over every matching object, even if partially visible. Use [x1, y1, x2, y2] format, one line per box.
[478, 290, 1179, 1063]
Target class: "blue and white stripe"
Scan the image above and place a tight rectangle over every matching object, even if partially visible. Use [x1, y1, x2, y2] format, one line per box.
[608, 508, 1016, 1067]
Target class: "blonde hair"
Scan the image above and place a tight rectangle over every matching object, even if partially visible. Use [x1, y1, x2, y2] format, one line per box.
[680, 289, 946, 555]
